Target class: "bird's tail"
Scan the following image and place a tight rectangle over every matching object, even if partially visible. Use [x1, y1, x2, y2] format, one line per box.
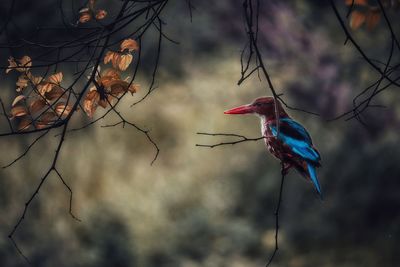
[306, 163, 323, 199]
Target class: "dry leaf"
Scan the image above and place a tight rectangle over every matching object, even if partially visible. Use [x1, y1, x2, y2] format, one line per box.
[40, 112, 56, 122]
[102, 68, 121, 80]
[29, 98, 47, 114]
[19, 56, 32, 69]
[98, 98, 108, 108]
[12, 95, 26, 107]
[55, 102, 73, 117]
[87, 87, 99, 99]
[16, 75, 29, 91]
[95, 9, 107, 20]
[36, 112, 56, 129]
[99, 77, 115, 88]
[106, 80, 129, 96]
[98, 93, 112, 108]
[120, 39, 139, 52]
[18, 118, 32, 131]
[6, 56, 32, 73]
[27, 72, 44, 86]
[80, 7, 90, 13]
[6, 57, 17, 73]
[117, 54, 133, 71]
[45, 86, 65, 101]
[345, 0, 367, 6]
[48, 72, 63, 84]
[104, 51, 118, 66]
[10, 106, 28, 118]
[38, 83, 54, 96]
[350, 10, 366, 30]
[366, 9, 381, 30]
[83, 89, 100, 118]
[79, 12, 91, 23]
[104, 51, 113, 64]
[99, 70, 121, 88]
[128, 83, 140, 95]
[110, 84, 127, 96]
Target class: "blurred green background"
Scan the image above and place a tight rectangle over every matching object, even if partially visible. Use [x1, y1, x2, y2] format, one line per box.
[0, 1, 399, 266]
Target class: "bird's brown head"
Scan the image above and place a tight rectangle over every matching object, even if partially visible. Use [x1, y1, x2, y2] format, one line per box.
[224, 96, 287, 119]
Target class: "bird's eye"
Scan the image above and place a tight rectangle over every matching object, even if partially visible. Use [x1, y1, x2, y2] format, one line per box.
[253, 102, 262, 107]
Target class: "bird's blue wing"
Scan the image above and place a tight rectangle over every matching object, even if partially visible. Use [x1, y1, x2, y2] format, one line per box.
[280, 118, 312, 143]
[270, 118, 320, 163]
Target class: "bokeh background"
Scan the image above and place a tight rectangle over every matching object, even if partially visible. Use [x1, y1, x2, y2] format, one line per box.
[0, 1, 399, 266]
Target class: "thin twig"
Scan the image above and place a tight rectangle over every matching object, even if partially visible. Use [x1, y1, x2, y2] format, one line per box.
[265, 161, 286, 267]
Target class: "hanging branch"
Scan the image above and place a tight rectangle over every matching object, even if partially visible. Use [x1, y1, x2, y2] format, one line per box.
[265, 161, 286, 267]
[329, 0, 400, 123]
[241, 0, 282, 133]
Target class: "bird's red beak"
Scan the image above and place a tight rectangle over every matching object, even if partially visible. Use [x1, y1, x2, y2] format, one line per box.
[224, 104, 253, 115]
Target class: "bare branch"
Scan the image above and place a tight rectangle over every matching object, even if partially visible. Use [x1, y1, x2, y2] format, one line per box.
[54, 168, 81, 222]
[2, 130, 50, 169]
[196, 132, 265, 148]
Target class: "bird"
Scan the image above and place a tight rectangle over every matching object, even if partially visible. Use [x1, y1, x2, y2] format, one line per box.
[224, 96, 322, 198]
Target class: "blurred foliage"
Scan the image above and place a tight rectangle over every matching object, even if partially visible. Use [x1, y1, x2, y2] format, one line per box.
[1, 0, 399, 266]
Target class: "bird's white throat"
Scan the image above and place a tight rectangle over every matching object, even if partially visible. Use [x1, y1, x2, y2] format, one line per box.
[257, 114, 267, 136]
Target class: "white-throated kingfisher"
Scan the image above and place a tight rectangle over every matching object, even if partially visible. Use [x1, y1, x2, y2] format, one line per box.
[224, 96, 322, 198]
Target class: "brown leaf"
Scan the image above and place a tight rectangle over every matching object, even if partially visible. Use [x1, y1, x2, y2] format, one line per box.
[83, 89, 100, 118]
[27, 72, 44, 86]
[45, 86, 66, 101]
[38, 83, 54, 96]
[18, 118, 32, 131]
[6, 56, 32, 73]
[40, 112, 56, 122]
[366, 9, 381, 31]
[345, 0, 367, 6]
[98, 99, 108, 108]
[79, 11, 92, 23]
[117, 54, 133, 71]
[102, 68, 121, 80]
[112, 53, 121, 69]
[110, 85, 126, 96]
[36, 112, 56, 129]
[12, 95, 26, 107]
[95, 9, 107, 20]
[107, 80, 129, 96]
[104, 51, 121, 68]
[350, 10, 366, 30]
[19, 56, 32, 70]
[54, 102, 73, 117]
[48, 72, 63, 84]
[86, 87, 100, 100]
[29, 98, 47, 114]
[104, 51, 113, 64]
[16, 75, 29, 91]
[80, 7, 90, 13]
[6, 57, 17, 73]
[98, 70, 121, 88]
[120, 38, 139, 52]
[99, 95, 113, 108]
[10, 106, 28, 118]
[128, 83, 140, 95]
